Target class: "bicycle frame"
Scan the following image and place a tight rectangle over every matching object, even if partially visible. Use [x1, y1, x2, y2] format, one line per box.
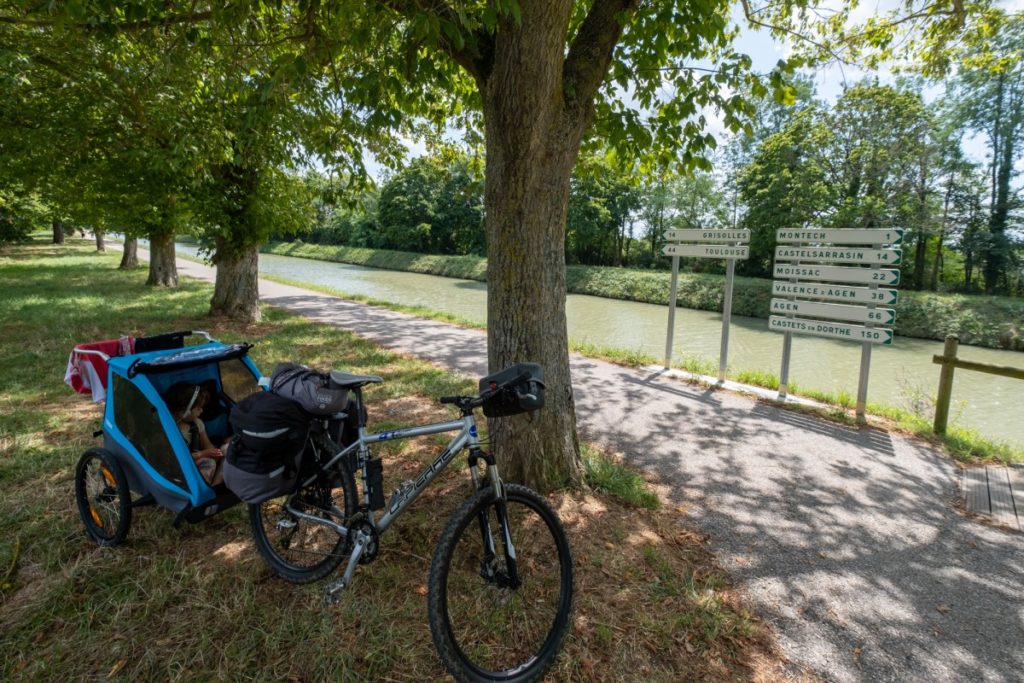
[292, 389, 506, 596]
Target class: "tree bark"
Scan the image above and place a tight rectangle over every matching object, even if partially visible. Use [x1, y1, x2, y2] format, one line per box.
[146, 232, 178, 286]
[119, 238, 139, 269]
[52, 220, 64, 244]
[95, 231, 106, 252]
[472, 0, 637, 491]
[480, 2, 584, 491]
[209, 239, 261, 322]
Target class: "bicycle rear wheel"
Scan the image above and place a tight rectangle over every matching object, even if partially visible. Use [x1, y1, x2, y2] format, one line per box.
[249, 465, 356, 583]
[428, 484, 573, 683]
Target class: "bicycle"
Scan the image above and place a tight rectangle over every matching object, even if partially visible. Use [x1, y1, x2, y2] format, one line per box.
[248, 364, 574, 683]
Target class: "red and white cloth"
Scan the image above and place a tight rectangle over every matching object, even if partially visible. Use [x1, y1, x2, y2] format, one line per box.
[65, 336, 134, 403]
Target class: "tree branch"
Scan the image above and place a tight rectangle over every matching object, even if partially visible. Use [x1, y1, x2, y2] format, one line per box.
[563, 0, 641, 114]
[0, 11, 213, 30]
[378, 0, 494, 84]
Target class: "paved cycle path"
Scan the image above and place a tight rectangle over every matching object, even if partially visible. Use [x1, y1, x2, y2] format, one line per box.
[171, 256, 1023, 682]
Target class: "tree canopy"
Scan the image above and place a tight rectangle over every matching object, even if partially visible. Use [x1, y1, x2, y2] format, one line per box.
[0, 0, 1002, 490]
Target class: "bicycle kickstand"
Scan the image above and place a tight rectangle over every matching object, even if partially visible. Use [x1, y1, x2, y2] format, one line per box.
[322, 529, 370, 605]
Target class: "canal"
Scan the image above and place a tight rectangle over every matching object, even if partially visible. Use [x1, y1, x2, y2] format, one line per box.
[172, 243, 1024, 447]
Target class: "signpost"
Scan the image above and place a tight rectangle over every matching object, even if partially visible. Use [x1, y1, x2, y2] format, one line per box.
[769, 300, 897, 325]
[770, 227, 902, 423]
[768, 316, 895, 344]
[664, 244, 749, 259]
[771, 281, 899, 305]
[773, 264, 901, 285]
[662, 228, 750, 381]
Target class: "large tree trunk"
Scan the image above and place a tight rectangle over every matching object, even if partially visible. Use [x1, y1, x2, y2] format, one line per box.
[119, 238, 139, 269]
[146, 233, 178, 286]
[481, 2, 585, 491]
[209, 240, 261, 322]
[52, 220, 64, 244]
[95, 231, 106, 252]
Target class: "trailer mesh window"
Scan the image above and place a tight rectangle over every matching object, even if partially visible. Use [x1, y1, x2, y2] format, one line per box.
[112, 375, 187, 489]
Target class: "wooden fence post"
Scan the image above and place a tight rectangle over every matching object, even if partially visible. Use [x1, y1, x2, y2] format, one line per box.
[933, 335, 959, 435]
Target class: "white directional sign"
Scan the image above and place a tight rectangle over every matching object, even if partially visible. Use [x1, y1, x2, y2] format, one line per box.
[770, 299, 897, 325]
[773, 263, 901, 285]
[776, 228, 905, 245]
[663, 228, 750, 243]
[772, 281, 899, 305]
[769, 316, 894, 345]
[663, 244, 749, 259]
[774, 246, 902, 265]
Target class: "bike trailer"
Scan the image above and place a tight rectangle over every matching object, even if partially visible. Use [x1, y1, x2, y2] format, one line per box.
[71, 331, 264, 545]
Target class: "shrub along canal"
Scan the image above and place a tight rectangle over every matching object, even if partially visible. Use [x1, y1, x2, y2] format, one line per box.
[172, 243, 1024, 448]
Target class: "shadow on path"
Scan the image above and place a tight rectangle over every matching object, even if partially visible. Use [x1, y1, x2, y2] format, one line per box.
[186, 262, 1024, 682]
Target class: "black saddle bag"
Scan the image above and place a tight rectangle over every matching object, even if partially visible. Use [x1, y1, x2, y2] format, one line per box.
[223, 391, 311, 504]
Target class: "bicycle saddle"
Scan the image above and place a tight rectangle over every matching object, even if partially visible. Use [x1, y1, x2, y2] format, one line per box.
[329, 370, 383, 389]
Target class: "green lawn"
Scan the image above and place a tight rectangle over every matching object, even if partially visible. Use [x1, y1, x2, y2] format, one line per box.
[0, 238, 778, 682]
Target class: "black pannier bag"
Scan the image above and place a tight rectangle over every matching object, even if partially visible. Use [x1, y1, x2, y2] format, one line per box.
[479, 363, 545, 418]
[223, 391, 311, 504]
[270, 362, 349, 416]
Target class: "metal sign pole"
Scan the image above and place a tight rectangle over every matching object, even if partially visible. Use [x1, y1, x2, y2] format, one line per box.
[855, 246, 882, 423]
[778, 249, 800, 400]
[718, 257, 736, 383]
[664, 254, 680, 369]
[779, 333, 793, 399]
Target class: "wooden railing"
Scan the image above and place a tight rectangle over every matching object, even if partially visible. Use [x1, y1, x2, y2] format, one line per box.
[932, 335, 1024, 434]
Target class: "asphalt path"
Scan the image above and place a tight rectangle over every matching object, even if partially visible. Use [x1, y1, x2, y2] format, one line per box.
[168, 254, 1023, 682]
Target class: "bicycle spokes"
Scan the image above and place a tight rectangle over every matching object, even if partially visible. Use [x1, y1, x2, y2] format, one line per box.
[430, 486, 573, 681]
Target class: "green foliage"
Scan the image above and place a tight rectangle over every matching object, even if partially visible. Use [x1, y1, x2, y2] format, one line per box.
[567, 156, 643, 266]
[0, 188, 48, 244]
[376, 155, 484, 255]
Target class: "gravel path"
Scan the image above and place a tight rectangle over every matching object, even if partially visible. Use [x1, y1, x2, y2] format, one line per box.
[174, 257, 1024, 681]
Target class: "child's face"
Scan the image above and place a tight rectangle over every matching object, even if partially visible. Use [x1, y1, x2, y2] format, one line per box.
[180, 390, 208, 423]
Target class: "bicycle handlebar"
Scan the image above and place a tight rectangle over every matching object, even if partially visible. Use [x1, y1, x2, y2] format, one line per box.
[439, 371, 533, 411]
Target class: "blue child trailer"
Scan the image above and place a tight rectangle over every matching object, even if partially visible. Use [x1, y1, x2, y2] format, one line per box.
[70, 331, 263, 546]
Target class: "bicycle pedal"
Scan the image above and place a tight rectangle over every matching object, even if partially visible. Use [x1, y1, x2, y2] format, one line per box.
[322, 578, 347, 606]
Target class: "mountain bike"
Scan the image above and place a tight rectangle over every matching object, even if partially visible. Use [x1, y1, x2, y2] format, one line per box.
[248, 364, 574, 683]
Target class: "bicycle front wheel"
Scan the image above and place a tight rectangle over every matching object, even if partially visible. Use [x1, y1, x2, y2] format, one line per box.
[428, 483, 573, 683]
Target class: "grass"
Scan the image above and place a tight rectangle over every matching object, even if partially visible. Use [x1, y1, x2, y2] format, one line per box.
[0, 238, 782, 682]
[582, 444, 660, 510]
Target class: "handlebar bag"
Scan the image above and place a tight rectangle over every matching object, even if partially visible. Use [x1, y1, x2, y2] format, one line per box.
[223, 391, 310, 504]
[479, 363, 545, 418]
[270, 362, 350, 416]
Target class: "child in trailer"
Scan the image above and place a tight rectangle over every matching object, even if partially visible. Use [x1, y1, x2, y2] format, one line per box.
[164, 381, 226, 486]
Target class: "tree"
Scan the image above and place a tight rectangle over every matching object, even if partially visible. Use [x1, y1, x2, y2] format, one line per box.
[0, 187, 47, 245]
[378, 158, 444, 253]
[948, 11, 1024, 294]
[567, 156, 642, 266]
[2, 0, 981, 491]
[0, 21, 212, 285]
[738, 109, 831, 276]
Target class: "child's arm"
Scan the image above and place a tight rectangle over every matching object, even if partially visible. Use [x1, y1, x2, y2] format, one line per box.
[194, 419, 216, 451]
